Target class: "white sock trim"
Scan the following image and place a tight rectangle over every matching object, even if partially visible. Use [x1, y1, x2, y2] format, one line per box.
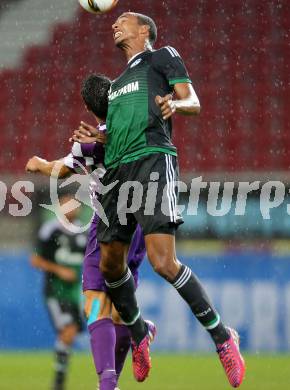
[205, 313, 221, 330]
[173, 266, 191, 289]
[105, 268, 132, 289]
[122, 310, 141, 326]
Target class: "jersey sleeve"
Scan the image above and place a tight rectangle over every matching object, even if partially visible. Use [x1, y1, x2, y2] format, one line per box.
[153, 46, 192, 86]
[63, 142, 92, 171]
[63, 142, 104, 171]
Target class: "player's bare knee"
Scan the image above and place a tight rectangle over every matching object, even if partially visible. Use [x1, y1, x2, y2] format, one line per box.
[100, 252, 126, 280]
[60, 324, 78, 345]
[149, 253, 179, 280]
[100, 258, 119, 279]
[152, 261, 171, 279]
[84, 290, 111, 322]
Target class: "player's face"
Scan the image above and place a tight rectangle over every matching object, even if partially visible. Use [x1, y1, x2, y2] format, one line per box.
[112, 13, 142, 47]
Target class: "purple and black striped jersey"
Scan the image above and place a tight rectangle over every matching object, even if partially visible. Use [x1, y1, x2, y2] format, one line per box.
[63, 123, 106, 172]
[63, 123, 106, 220]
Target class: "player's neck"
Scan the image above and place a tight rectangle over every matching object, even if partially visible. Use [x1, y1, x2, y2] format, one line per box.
[125, 48, 144, 62]
[95, 115, 105, 125]
[124, 40, 152, 62]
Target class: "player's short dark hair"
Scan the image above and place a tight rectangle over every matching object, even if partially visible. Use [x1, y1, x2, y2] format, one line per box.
[81, 74, 111, 119]
[135, 13, 157, 46]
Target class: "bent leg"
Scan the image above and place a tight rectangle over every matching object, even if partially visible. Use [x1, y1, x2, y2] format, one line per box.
[100, 242, 147, 345]
[145, 233, 230, 345]
[84, 290, 117, 390]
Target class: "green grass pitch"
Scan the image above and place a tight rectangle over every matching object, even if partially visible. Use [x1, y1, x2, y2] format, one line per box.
[0, 353, 289, 389]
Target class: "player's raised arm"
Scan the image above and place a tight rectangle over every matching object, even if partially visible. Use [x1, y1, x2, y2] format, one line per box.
[25, 156, 72, 178]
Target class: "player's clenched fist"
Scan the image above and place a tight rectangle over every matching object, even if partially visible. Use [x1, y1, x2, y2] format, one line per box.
[25, 156, 45, 172]
[155, 94, 176, 120]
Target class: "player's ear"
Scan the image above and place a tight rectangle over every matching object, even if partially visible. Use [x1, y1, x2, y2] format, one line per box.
[139, 24, 149, 39]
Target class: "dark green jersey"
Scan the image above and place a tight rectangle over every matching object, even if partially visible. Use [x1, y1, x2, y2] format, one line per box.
[35, 219, 86, 305]
[105, 46, 192, 168]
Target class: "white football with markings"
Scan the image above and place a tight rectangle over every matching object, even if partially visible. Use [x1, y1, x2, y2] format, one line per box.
[79, 0, 119, 14]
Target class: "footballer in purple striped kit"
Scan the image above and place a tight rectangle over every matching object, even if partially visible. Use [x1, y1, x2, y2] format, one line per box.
[26, 74, 147, 390]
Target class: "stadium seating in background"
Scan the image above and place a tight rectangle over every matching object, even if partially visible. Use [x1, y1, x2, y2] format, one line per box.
[0, 0, 289, 176]
[0, 0, 22, 15]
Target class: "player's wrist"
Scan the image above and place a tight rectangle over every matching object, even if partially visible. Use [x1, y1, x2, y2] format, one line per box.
[36, 157, 48, 171]
[171, 100, 179, 112]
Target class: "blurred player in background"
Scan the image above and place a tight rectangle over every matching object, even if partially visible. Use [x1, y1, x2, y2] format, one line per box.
[76, 11, 246, 387]
[26, 74, 148, 390]
[31, 194, 86, 390]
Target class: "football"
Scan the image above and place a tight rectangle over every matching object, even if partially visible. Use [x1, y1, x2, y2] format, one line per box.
[79, 0, 119, 14]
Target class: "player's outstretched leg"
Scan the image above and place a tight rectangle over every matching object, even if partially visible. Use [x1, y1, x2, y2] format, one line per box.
[170, 264, 245, 387]
[146, 234, 245, 387]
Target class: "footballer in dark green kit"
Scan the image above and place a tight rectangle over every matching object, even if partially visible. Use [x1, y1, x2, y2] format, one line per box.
[31, 195, 86, 390]
[95, 12, 246, 388]
[105, 45, 192, 168]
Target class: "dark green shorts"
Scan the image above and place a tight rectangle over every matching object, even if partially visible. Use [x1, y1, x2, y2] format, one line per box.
[46, 297, 84, 332]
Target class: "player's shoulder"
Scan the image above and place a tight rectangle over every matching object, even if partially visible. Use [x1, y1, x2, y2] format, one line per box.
[38, 219, 61, 241]
[153, 46, 182, 61]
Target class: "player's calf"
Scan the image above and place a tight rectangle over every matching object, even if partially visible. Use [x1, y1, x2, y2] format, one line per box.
[84, 291, 117, 390]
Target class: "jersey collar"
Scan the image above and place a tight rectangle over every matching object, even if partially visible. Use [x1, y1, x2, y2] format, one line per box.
[128, 51, 144, 64]
[127, 50, 151, 65]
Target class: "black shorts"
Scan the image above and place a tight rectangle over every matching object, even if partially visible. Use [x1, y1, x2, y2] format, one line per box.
[97, 153, 183, 243]
[45, 297, 84, 332]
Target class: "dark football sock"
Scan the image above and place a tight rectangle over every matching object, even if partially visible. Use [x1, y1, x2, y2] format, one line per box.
[53, 340, 70, 390]
[171, 264, 230, 345]
[114, 324, 131, 380]
[105, 268, 147, 345]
